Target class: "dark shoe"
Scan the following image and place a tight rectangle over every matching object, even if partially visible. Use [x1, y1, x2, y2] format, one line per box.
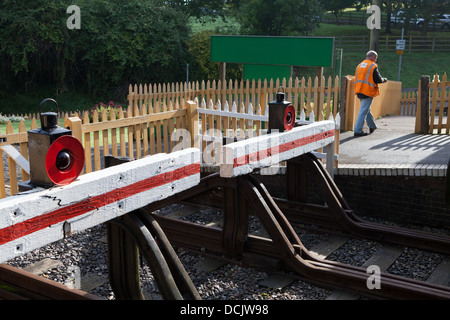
[370, 127, 377, 134]
[354, 132, 368, 137]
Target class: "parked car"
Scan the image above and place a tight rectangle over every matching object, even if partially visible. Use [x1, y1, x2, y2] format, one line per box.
[417, 14, 450, 29]
[390, 10, 419, 26]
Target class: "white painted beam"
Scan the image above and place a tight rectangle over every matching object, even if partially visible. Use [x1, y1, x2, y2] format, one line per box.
[0, 145, 30, 174]
[220, 121, 335, 178]
[0, 148, 200, 264]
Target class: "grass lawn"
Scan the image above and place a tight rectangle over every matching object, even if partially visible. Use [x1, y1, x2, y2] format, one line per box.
[338, 51, 449, 88]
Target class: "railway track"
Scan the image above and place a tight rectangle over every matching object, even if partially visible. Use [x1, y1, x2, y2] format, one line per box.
[138, 153, 450, 300]
[149, 201, 450, 300]
[2, 153, 449, 300]
[2, 199, 449, 300]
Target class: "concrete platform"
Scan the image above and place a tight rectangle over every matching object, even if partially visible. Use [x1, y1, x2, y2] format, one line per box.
[338, 116, 450, 166]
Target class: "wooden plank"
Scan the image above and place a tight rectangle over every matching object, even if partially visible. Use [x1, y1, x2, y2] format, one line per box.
[429, 74, 439, 133]
[4, 123, 17, 196]
[0, 148, 200, 264]
[0, 149, 5, 199]
[101, 110, 109, 158]
[23, 258, 63, 275]
[81, 109, 186, 133]
[83, 112, 92, 173]
[326, 244, 403, 300]
[258, 273, 296, 290]
[0, 145, 30, 175]
[133, 104, 142, 159]
[142, 103, 149, 157]
[197, 105, 268, 121]
[92, 111, 101, 171]
[149, 121, 156, 155]
[80, 272, 108, 292]
[426, 257, 450, 286]
[154, 120, 161, 154]
[194, 258, 226, 273]
[308, 234, 348, 260]
[18, 121, 29, 181]
[119, 109, 126, 157]
[437, 73, 447, 133]
[127, 107, 134, 158]
[110, 110, 118, 157]
[220, 120, 335, 178]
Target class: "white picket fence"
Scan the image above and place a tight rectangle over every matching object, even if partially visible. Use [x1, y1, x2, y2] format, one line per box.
[196, 98, 340, 173]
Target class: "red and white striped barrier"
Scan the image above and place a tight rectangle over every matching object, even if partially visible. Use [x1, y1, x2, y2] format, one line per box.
[220, 120, 335, 178]
[0, 148, 200, 264]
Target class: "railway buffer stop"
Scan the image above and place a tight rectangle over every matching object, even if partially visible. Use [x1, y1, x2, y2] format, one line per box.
[0, 88, 450, 299]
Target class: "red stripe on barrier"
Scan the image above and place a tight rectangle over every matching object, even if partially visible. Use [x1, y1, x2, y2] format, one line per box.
[0, 163, 200, 246]
[233, 129, 334, 168]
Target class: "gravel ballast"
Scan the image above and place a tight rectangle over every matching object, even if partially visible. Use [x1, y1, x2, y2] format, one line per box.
[5, 203, 449, 300]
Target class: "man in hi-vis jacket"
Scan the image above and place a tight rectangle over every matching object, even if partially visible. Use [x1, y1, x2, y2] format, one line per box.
[353, 50, 388, 137]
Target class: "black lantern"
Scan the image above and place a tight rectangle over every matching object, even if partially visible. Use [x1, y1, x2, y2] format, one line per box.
[26, 98, 84, 188]
[268, 87, 296, 132]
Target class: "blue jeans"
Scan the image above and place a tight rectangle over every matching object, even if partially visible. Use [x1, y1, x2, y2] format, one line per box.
[354, 97, 376, 133]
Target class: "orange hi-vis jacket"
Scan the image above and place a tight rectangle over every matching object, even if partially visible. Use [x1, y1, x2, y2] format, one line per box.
[354, 59, 380, 97]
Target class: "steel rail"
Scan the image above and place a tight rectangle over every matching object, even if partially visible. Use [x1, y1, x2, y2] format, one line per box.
[135, 209, 201, 300]
[143, 155, 450, 299]
[103, 154, 200, 300]
[151, 180, 450, 299]
[242, 174, 450, 300]
[284, 153, 450, 255]
[108, 212, 200, 300]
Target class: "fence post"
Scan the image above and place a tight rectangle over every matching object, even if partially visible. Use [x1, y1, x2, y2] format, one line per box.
[186, 100, 199, 149]
[339, 76, 348, 131]
[418, 76, 430, 134]
[64, 116, 83, 142]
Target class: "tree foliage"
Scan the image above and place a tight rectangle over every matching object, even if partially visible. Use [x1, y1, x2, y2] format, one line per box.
[320, 0, 359, 24]
[188, 30, 242, 82]
[0, 0, 191, 97]
[230, 0, 323, 36]
[158, 0, 230, 21]
[371, 0, 450, 34]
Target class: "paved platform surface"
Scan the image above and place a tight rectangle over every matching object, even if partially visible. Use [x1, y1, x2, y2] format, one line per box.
[338, 116, 450, 166]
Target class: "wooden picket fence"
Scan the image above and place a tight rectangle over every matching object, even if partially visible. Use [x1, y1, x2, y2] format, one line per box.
[0, 102, 197, 198]
[64, 101, 195, 174]
[0, 104, 338, 199]
[128, 76, 341, 167]
[0, 119, 38, 197]
[401, 90, 418, 116]
[414, 73, 450, 134]
[196, 98, 340, 167]
[127, 76, 341, 123]
[0, 76, 341, 198]
[427, 73, 450, 134]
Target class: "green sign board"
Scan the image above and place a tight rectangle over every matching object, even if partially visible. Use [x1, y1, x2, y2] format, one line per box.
[210, 35, 335, 68]
[243, 64, 291, 81]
